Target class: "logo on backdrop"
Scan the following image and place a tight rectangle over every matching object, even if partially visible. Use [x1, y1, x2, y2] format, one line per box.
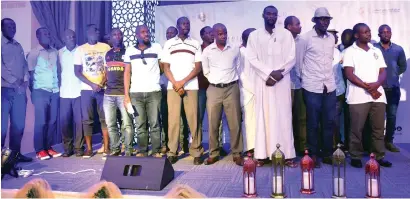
[198, 12, 206, 22]
[373, 8, 400, 15]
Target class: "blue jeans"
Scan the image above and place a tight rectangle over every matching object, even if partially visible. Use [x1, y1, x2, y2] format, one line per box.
[131, 91, 162, 155]
[31, 89, 59, 152]
[1, 87, 27, 152]
[384, 87, 401, 143]
[103, 95, 133, 154]
[303, 89, 336, 157]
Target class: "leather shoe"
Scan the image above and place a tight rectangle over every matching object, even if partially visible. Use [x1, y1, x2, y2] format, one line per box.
[204, 157, 219, 165]
[377, 159, 392, 167]
[351, 159, 363, 168]
[167, 156, 178, 164]
[233, 156, 244, 166]
[62, 152, 74, 158]
[193, 157, 203, 165]
[18, 154, 33, 162]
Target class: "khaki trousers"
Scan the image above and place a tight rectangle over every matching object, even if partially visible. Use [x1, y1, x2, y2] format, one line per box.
[167, 90, 203, 157]
[207, 83, 243, 158]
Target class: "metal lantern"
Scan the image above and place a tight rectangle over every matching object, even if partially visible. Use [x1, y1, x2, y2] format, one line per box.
[365, 153, 381, 198]
[243, 152, 257, 197]
[300, 150, 315, 194]
[332, 144, 346, 198]
[271, 143, 286, 198]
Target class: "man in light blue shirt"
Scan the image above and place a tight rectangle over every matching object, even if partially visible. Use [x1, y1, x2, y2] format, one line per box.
[27, 27, 61, 160]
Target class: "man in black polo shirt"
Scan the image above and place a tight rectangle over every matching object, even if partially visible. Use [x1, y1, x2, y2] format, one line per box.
[103, 28, 133, 158]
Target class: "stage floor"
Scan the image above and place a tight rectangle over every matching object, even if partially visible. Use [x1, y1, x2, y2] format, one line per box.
[2, 142, 410, 198]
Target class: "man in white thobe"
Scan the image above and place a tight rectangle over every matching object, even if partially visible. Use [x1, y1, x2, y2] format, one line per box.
[238, 28, 256, 152]
[246, 5, 297, 166]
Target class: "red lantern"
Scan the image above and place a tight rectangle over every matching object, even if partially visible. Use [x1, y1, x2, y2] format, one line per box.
[300, 150, 315, 194]
[243, 152, 257, 197]
[365, 153, 381, 198]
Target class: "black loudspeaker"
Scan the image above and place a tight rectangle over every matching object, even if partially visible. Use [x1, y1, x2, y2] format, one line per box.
[100, 156, 174, 190]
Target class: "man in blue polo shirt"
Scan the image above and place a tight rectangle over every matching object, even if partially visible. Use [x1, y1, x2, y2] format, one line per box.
[374, 24, 407, 153]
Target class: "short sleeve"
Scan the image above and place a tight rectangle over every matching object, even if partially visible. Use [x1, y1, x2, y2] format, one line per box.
[161, 41, 171, 63]
[124, 48, 131, 63]
[156, 43, 163, 60]
[26, 49, 38, 71]
[73, 47, 83, 65]
[341, 49, 354, 68]
[194, 42, 202, 62]
[376, 49, 387, 69]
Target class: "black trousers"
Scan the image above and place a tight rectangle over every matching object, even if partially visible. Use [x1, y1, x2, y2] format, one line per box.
[60, 97, 84, 153]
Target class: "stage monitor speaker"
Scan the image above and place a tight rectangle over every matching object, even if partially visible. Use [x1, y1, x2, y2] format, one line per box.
[100, 156, 174, 191]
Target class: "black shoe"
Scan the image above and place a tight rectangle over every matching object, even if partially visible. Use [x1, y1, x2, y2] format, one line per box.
[18, 154, 33, 162]
[322, 156, 332, 165]
[351, 159, 363, 168]
[219, 147, 228, 157]
[167, 156, 178, 164]
[75, 150, 84, 157]
[377, 159, 392, 167]
[193, 157, 203, 165]
[62, 152, 74, 157]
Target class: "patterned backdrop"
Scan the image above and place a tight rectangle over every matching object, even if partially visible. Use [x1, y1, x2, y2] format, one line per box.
[112, 0, 158, 47]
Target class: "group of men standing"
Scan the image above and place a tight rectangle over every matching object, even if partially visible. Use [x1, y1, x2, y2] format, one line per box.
[1, 5, 406, 168]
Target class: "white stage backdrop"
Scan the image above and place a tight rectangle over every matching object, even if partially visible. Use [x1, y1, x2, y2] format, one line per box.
[156, 1, 410, 143]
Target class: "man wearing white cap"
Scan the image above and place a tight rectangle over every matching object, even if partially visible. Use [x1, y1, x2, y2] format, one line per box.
[296, 7, 336, 167]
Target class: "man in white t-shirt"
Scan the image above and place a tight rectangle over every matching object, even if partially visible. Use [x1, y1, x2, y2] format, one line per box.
[342, 23, 392, 168]
[162, 17, 203, 165]
[59, 29, 83, 157]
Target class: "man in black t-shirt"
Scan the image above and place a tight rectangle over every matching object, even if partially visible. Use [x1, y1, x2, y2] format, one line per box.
[102, 28, 134, 158]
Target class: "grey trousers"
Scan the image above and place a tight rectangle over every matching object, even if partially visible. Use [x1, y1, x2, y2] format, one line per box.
[167, 90, 203, 157]
[207, 83, 243, 158]
[349, 102, 386, 160]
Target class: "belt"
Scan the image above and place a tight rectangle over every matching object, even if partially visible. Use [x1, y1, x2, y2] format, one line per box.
[210, 80, 238, 88]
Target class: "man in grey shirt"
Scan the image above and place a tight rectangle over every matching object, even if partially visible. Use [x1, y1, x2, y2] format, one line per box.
[1, 18, 32, 162]
[296, 8, 336, 167]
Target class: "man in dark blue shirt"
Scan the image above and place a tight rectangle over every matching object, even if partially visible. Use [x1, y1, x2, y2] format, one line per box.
[374, 24, 407, 152]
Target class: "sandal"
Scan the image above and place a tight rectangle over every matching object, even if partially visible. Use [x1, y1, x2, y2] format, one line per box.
[285, 159, 298, 168]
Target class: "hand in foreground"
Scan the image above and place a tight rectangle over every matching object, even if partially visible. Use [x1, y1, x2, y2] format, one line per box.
[266, 78, 276, 87]
[91, 83, 102, 93]
[365, 82, 380, 93]
[369, 90, 382, 100]
[173, 81, 185, 92]
[177, 87, 186, 96]
[124, 96, 131, 107]
[269, 69, 284, 81]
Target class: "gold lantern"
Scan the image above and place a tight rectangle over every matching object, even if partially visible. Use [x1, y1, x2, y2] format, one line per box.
[271, 143, 286, 198]
[332, 144, 346, 198]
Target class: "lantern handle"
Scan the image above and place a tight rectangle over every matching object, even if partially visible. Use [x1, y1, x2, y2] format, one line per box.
[276, 143, 281, 149]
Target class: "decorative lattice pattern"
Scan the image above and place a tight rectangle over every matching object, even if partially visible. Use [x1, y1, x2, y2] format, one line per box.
[112, 0, 158, 47]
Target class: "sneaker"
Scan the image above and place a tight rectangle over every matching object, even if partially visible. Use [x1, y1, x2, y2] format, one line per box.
[83, 150, 93, 158]
[385, 142, 400, 152]
[97, 144, 104, 154]
[36, 150, 51, 160]
[47, 148, 62, 158]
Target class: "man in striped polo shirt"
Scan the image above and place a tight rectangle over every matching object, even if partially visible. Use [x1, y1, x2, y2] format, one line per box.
[162, 17, 203, 165]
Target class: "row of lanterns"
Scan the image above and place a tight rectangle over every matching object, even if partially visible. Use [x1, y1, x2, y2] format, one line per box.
[243, 144, 381, 198]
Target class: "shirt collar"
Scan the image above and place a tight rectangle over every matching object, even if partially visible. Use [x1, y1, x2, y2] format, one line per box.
[1, 35, 19, 45]
[62, 45, 78, 52]
[36, 44, 56, 51]
[352, 42, 377, 51]
[174, 35, 192, 41]
[209, 42, 231, 51]
[310, 29, 330, 38]
[135, 42, 151, 51]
